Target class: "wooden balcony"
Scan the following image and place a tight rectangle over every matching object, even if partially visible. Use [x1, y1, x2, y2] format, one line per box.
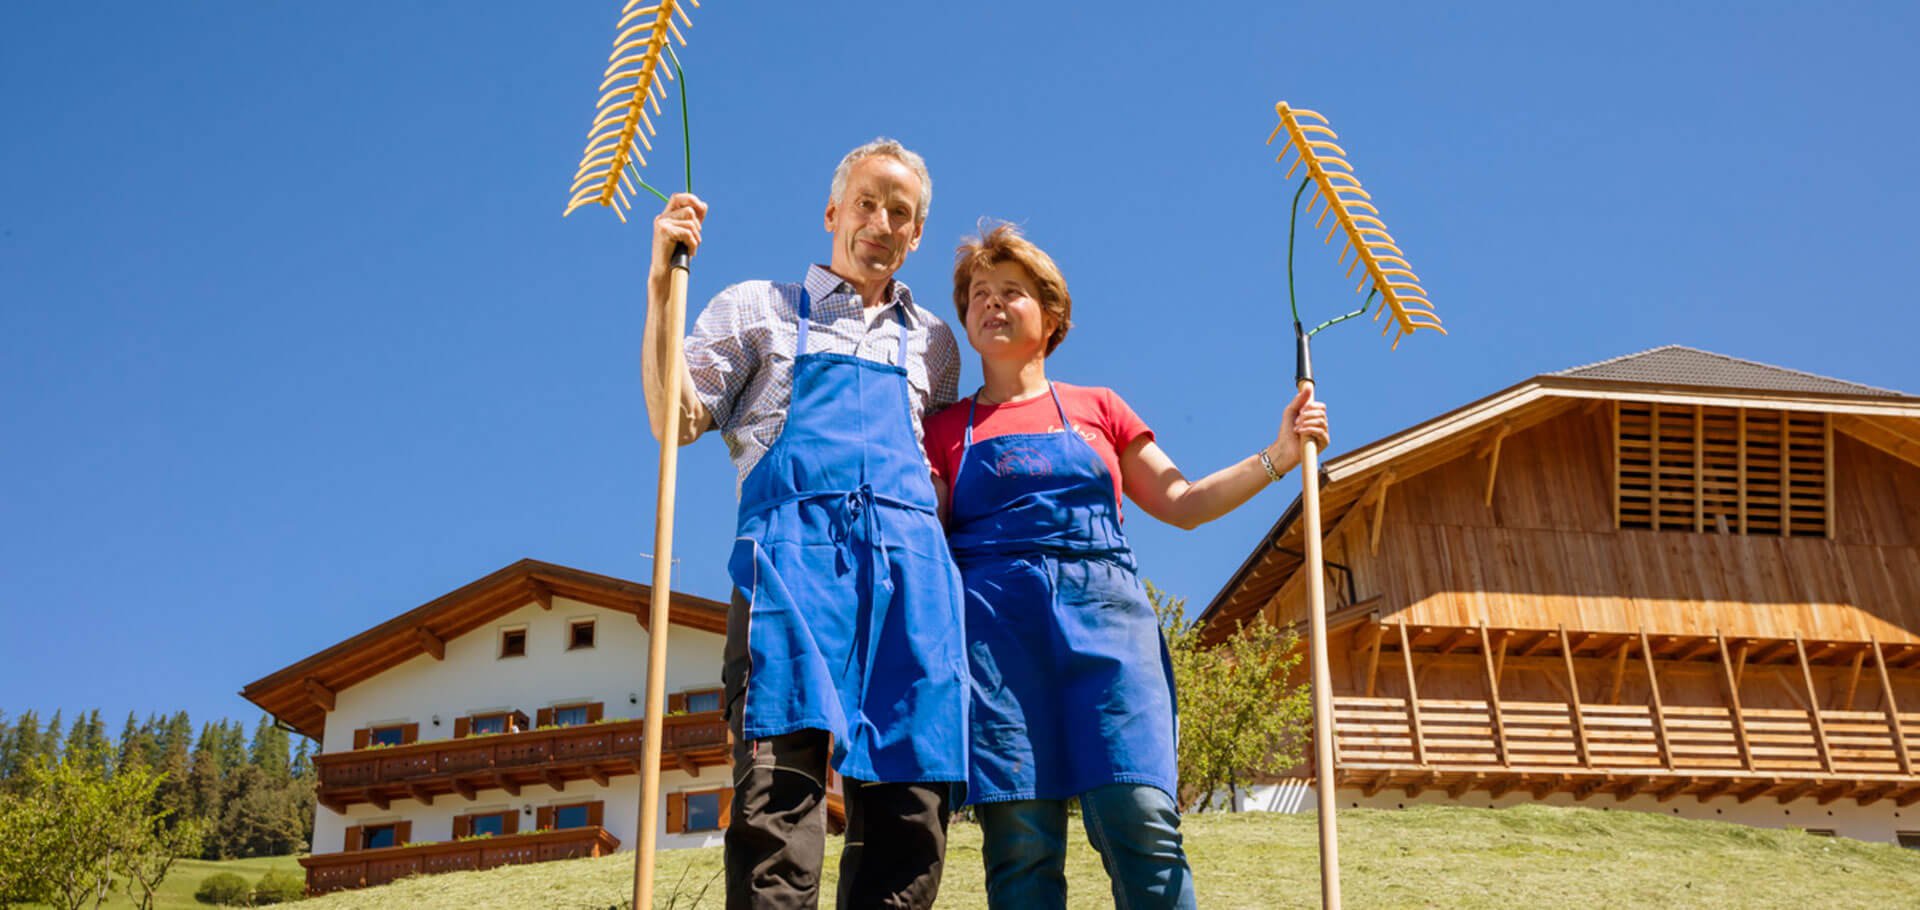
[299, 825, 620, 895]
[1325, 622, 1920, 804]
[315, 714, 728, 811]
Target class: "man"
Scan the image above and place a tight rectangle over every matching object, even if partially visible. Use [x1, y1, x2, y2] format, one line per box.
[641, 138, 967, 909]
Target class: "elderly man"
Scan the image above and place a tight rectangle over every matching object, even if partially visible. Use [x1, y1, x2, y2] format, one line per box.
[642, 138, 966, 909]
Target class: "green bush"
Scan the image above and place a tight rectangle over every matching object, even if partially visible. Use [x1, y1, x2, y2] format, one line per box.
[195, 871, 253, 905]
[252, 868, 306, 904]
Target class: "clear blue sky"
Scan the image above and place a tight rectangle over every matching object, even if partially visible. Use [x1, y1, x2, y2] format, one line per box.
[3, 3, 1915, 737]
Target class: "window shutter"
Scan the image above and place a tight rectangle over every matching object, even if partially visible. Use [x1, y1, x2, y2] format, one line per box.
[665, 793, 685, 833]
[454, 716, 471, 739]
[587, 801, 604, 828]
[396, 821, 412, 846]
[353, 729, 370, 750]
[401, 723, 419, 745]
[513, 710, 531, 732]
[586, 702, 604, 723]
[667, 693, 688, 714]
[718, 788, 732, 829]
[452, 816, 470, 839]
[343, 826, 362, 852]
[504, 811, 520, 835]
[536, 708, 554, 728]
[537, 806, 555, 831]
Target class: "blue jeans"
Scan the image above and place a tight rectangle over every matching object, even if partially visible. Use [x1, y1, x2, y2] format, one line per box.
[976, 784, 1198, 910]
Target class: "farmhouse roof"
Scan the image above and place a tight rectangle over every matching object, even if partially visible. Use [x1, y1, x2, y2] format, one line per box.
[1554, 345, 1904, 397]
[240, 559, 728, 740]
[1198, 346, 1920, 638]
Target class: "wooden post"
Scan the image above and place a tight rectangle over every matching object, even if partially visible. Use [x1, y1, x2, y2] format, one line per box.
[1715, 631, 1755, 772]
[632, 247, 691, 910]
[1651, 405, 1662, 531]
[1363, 623, 1385, 698]
[1841, 649, 1865, 711]
[1638, 630, 1675, 769]
[1296, 366, 1342, 910]
[1781, 410, 1792, 539]
[1694, 405, 1705, 532]
[1607, 640, 1630, 705]
[1734, 640, 1749, 689]
[1479, 623, 1510, 766]
[1871, 636, 1914, 775]
[1737, 407, 1749, 535]
[1612, 402, 1622, 528]
[1824, 415, 1835, 539]
[1793, 634, 1835, 774]
[1558, 625, 1592, 768]
[1399, 619, 1427, 765]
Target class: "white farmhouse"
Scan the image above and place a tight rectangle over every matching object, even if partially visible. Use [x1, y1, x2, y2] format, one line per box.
[241, 559, 838, 894]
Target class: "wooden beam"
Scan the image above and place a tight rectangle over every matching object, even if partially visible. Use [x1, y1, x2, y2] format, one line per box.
[1437, 628, 1476, 656]
[1480, 423, 1510, 508]
[1610, 776, 1648, 801]
[676, 753, 700, 778]
[1558, 625, 1593, 768]
[1480, 624, 1511, 767]
[1780, 410, 1792, 539]
[1736, 779, 1780, 804]
[407, 785, 434, 806]
[1612, 401, 1622, 527]
[588, 766, 610, 787]
[413, 627, 445, 661]
[1404, 771, 1440, 798]
[1674, 637, 1718, 663]
[1737, 406, 1748, 534]
[1651, 403, 1662, 532]
[1854, 782, 1900, 807]
[453, 780, 477, 801]
[1654, 778, 1692, 803]
[1363, 623, 1386, 698]
[1815, 782, 1854, 806]
[1573, 776, 1610, 801]
[1896, 785, 1920, 809]
[1749, 639, 1795, 666]
[1694, 405, 1705, 532]
[1447, 773, 1483, 799]
[1771, 669, 1810, 713]
[1695, 779, 1735, 803]
[494, 774, 520, 797]
[1834, 413, 1920, 471]
[532, 583, 553, 611]
[1398, 620, 1428, 766]
[369, 791, 390, 811]
[1639, 629, 1675, 769]
[543, 770, 566, 792]
[1807, 641, 1842, 663]
[1370, 481, 1390, 556]
[1794, 635, 1836, 774]
[1825, 414, 1835, 539]
[303, 678, 336, 712]
[1733, 640, 1750, 689]
[1871, 636, 1915, 775]
[1530, 774, 1567, 800]
[1606, 640, 1631, 705]
[1773, 780, 1818, 804]
[1715, 631, 1756, 772]
[1517, 631, 1556, 658]
[1839, 650, 1866, 711]
[1489, 775, 1524, 800]
[1362, 772, 1393, 798]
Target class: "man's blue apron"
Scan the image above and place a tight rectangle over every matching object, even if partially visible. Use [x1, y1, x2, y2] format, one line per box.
[726, 286, 969, 785]
[947, 385, 1179, 803]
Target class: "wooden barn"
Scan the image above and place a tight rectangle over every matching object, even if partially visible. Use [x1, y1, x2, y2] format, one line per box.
[1200, 346, 1920, 843]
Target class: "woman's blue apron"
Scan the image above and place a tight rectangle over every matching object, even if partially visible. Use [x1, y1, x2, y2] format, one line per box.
[947, 385, 1179, 804]
[726, 286, 969, 784]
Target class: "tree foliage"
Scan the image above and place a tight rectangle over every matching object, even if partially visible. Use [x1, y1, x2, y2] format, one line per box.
[1153, 581, 1312, 812]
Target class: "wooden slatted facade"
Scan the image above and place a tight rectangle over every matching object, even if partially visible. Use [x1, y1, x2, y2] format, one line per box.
[1201, 349, 1920, 838]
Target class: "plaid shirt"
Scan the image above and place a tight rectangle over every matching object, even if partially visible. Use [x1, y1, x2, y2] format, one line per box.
[685, 265, 962, 489]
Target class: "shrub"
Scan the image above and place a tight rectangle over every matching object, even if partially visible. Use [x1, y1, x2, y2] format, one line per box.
[252, 868, 306, 904]
[195, 871, 253, 905]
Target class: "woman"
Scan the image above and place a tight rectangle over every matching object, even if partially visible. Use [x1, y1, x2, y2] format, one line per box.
[922, 223, 1330, 909]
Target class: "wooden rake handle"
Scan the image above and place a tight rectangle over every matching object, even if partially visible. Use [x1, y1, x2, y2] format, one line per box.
[1295, 325, 1344, 910]
[634, 241, 691, 910]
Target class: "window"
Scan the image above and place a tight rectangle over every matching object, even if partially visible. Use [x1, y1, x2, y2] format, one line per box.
[569, 619, 596, 651]
[554, 705, 590, 727]
[368, 726, 407, 747]
[670, 687, 724, 715]
[362, 824, 398, 849]
[667, 789, 729, 833]
[499, 627, 527, 658]
[471, 814, 507, 837]
[1614, 402, 1830, 537]
[685, 791, 722, 832]
[456, 711, 529, 738]
[554, 804, 591, 829]
[471, 714, 511, 736]
[1897, 831, 1920, 850]
[1803, 828, 1836, 838]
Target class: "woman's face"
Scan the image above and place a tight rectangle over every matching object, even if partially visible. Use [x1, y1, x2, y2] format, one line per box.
[964, 261, 1056, 362]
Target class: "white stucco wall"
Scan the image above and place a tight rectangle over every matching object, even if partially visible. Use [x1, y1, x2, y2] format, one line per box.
[311, 595, 729, 855]
[313, 771, 729, 855]
[1242, 778, 1920, 844]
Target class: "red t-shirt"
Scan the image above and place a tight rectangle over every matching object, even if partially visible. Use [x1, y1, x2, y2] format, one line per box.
[923, 382, 1154, 520]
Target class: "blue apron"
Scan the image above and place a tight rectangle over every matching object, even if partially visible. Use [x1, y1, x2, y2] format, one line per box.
[948, 385, 1179, 804]
[726, 286, 969, 785]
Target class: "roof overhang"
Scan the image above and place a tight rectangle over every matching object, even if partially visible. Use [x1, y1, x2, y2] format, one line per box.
[240, 559, 729, 740]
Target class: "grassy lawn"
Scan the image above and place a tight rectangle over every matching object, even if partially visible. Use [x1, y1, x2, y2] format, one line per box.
[24, 854, 303, 909]
[291, 804, 1920, 909]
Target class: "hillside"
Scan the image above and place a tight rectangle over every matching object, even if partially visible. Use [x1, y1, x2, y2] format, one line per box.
[291, 805, 1920, 909]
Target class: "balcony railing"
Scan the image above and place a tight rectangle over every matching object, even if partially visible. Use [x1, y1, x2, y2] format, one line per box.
[1331, 694, 1920, 803]
[299, 826, 620, 895]
[315, 713, 728, 810]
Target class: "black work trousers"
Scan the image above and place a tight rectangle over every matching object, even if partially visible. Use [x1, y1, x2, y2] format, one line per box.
[723, 589, 952, 909]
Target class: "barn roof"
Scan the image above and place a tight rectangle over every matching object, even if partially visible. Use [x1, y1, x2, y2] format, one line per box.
[1555, 345, 1903, 397]
[240, 559, 728, 740]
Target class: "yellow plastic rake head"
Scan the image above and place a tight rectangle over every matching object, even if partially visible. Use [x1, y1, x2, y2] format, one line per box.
[563, 0, 699, 222]
[1268, 102, 1442, 349]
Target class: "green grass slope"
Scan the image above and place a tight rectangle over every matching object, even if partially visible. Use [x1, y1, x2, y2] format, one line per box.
[24, 854, 304, 910]
[293, 805, 1920, 909]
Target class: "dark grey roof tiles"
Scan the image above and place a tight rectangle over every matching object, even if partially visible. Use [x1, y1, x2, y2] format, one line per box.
[1553, 345, 1905, 398]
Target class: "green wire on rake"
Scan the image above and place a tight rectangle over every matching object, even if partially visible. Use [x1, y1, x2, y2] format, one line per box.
[1288, 177, 1375, 338]
[564, 0, 700, 221]
[628, 43, 692, 204]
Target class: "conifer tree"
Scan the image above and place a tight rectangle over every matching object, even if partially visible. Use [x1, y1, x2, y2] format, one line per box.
[42, 711, 63, 763]
[116, 712, 144, 774]
[151, 713, 194, 829]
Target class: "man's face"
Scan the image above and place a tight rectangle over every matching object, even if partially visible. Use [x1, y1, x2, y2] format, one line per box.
[824, 156, 924, 294]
